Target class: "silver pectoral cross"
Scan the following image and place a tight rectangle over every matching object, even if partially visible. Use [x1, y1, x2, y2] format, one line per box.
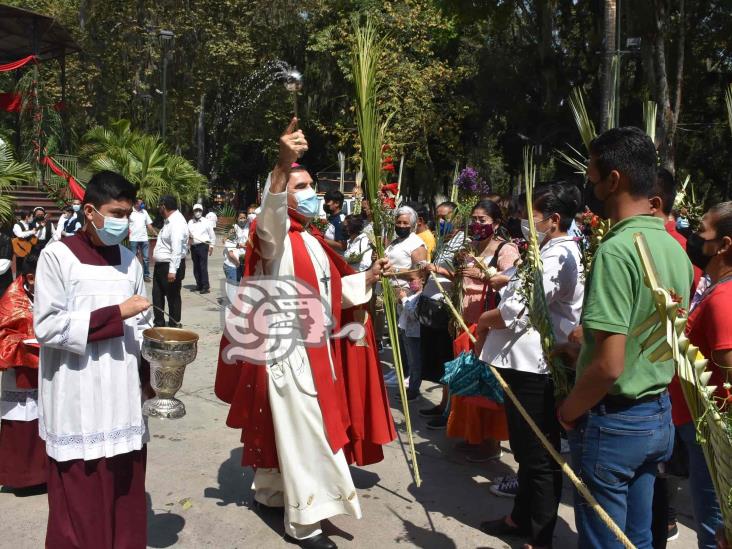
[320, 274, 330, 293]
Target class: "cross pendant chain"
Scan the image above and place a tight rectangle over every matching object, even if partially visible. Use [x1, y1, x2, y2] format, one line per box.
[320, 274, 330, 293]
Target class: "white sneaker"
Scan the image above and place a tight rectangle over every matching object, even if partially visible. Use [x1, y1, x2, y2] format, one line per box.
[403, 376, 410, 387]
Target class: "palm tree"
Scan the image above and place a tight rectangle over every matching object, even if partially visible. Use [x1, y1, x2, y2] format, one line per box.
[81, 120, 207, 207]
[0, 141, 34, 225]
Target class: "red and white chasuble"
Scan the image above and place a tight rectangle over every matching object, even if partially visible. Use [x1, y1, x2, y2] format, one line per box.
[215, 189, 395, 539]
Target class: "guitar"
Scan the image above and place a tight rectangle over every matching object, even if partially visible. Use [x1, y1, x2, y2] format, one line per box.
[12, 236, 38, 257]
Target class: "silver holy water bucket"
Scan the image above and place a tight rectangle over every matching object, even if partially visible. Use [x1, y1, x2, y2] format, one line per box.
[141, 327, 199, 419]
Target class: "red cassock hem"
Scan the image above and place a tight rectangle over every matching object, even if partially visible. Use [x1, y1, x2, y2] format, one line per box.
[0, 419, 47, 488]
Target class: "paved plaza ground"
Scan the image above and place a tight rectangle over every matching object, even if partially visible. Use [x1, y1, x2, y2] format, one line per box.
[0, 247, 700, 548]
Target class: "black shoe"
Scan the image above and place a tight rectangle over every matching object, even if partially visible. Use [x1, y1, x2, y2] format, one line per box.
[406, 392, 420, 402]
[418, 405, 444, 418]
[479, 517, 527, 538]
[201, 288, 210, 294]
[144, 276, 152, 283]
[426, 416, 448, 430]
[285, 533, 337, 549]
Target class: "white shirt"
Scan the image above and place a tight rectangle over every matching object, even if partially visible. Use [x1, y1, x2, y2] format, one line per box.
[13, 221, 36, 239]
[480, 236, 584, 374]
[153, 210, 189, 274]
[344, 232, 374, 273]
[224, 223, 249, 268]
[34, 241, 150, 461]
[188, 216, 216, 247]
[205, 211, 218, 228]
[129, 209, 153, 242]
[385, 232, 426, 289]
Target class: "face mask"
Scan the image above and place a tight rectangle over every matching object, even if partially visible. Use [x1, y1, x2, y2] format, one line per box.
[469, 222, 494, 241]
[194, 211, 203, 219]
[520, 219, 548, 246]
[686, 233, 720, 271]
[438, 219, 453, 236]
[91, 207, 129, 246]
[237, 220, 247, 228]
[584, 180, 607, 218]
[290, 187, 320, 218]
[394, 226, 411, 239]
[72, 204, 81, 212]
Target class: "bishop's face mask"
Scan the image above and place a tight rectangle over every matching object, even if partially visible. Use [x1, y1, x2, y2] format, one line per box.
[290, 187, 320, 218]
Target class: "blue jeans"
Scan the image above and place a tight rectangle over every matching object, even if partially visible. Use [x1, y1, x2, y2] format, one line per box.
[677, 421, 722, 549]
[404, 335, 422, 397]
[568, 392, 674, 549]
[223, 264, 241, 283]
[128, 240, 150, 277]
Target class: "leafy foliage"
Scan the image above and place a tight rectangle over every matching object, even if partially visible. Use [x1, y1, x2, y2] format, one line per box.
[81, 120, 207, 206]
[0, 142, 34, 224]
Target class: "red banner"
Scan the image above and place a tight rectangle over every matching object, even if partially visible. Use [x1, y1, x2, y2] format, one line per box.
[0, 92, 21, 112]
[43, 156, 85, 200]
[0, 55, 37, 72]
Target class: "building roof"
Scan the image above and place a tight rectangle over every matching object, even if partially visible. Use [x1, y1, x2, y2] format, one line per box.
[0, 4, 80, 63]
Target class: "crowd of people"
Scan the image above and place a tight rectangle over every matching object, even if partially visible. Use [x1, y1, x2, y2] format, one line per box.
[0, 123, 730, 549]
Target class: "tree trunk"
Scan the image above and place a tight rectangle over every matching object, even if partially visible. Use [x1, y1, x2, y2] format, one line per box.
[197, 93, 206, 175]
[600, 0, 617, 133]
[653, 0, 684, 174]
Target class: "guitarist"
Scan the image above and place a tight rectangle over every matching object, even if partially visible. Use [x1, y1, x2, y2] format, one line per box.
[12, 210, 39, 273]
[29, 207, 54, 252]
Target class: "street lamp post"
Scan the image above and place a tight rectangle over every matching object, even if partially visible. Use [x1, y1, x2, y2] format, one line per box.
[158, 30, 175, 141]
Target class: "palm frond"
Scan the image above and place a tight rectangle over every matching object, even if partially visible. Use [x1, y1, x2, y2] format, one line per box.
[643, 100, 658, 144]
[568, 87, 597, 153]
[555, 144, 588, 175]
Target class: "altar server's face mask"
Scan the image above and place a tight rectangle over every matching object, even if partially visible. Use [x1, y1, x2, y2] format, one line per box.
[520, 218, 549, 246]
[289, 187, 320, 219]
[91, 206, 130, 246]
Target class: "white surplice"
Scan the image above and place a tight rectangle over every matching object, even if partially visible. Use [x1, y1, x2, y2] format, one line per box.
[251, 189, 372, 539]
[34, 241, 150, 462]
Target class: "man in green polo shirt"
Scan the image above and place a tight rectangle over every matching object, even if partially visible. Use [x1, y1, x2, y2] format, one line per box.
[557, 127, 693, 548]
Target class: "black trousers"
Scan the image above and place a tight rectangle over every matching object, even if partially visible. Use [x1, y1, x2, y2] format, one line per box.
[152, 260, 185, 327]
[500, 368, 562, 547]
[190, 243, 210, 290]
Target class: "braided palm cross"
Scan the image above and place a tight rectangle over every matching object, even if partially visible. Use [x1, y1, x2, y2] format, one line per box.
[633, 232, 732, 541]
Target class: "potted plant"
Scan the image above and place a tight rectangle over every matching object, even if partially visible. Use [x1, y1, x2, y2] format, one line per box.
[216, 203, 237, 230]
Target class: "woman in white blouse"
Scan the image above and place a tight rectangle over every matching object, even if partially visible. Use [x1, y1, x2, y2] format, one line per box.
[383, 206, 427, 388]
[476, 182, 584, 549]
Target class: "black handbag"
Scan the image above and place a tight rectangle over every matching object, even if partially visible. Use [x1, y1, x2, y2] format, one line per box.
[416, 294, 450, 329]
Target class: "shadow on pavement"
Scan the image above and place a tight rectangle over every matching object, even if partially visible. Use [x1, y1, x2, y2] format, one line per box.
[203, 446, 253, 507]
[147, 492, 185, 548]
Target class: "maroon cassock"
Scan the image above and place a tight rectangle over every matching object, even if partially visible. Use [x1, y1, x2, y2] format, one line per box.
[0, 276, 46, 488]
[43, 232, 148, 549]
